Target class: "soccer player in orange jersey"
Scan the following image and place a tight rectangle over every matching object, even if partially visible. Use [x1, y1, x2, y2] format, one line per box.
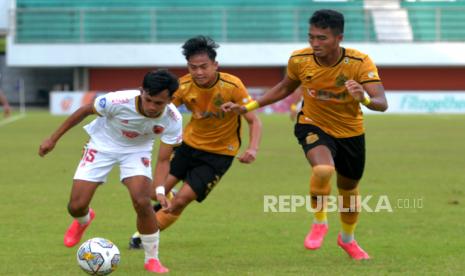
[223, 9, 388, 260]
[130, 36, 262, 249]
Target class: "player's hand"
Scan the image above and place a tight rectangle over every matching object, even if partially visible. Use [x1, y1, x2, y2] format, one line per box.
[156, 194, 171, 211]
[237, 148, 257, 164]
[345, 80, 365, 102]
[221, 102, 246, 114]
[38, 138, 56, 157]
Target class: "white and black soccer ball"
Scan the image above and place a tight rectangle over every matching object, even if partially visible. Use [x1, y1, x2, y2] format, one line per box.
[77, 237, 120, 275]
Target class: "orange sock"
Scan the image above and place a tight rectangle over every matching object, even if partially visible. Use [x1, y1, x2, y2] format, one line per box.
[338, 187, 360, 242]
[156, 212, 179, 230]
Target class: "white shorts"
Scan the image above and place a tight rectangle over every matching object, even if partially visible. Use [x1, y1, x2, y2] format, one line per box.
[73, 145, 152, 183]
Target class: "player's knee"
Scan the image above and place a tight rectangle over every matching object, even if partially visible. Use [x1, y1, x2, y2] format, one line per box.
[312, 165, 335, 184]
[132, 196, 152, 216]
[310, 165, 334, 196]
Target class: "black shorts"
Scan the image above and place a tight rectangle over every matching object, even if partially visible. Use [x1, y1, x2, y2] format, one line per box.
[294, 124, 365, 180]
[169, 143, 234, 202]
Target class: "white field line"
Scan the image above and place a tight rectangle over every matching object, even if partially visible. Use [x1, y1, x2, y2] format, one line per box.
[0, 113, 27, 127]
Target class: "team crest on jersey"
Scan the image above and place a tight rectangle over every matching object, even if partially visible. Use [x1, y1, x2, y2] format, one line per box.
[99, 98, 106, 108]
[141, 157, 150, 167]
[306, 132, 319, 144]
[153, 125, 164, 134]
[335, 74, 348, 87]
[213, 93, 225, 107]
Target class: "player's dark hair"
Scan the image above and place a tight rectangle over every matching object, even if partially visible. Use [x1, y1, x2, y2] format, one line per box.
[182, 35, 219, 61]
[142, 69, 179, 97]
[309, 9, 344, 36]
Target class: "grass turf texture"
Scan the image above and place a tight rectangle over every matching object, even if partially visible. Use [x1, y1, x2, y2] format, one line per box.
[1, 111, 464, 275]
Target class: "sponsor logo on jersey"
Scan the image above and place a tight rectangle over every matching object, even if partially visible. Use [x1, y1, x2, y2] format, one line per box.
[141, 157, 150, 167]
[168, 108, 181, 121]
[153, 125, 164, 134]
[112, 98, 130, 105]
[99, 98, 106, 108]
[121, 120, 129, 124]
[122, 130, 140, 138]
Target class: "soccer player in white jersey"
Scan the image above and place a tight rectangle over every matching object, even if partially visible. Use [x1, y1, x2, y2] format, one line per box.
[39, 70, 182, 273]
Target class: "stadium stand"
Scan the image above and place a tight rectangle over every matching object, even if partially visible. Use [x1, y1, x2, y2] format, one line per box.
[15, 0, 374, 43]
[401, 0, 465, 41]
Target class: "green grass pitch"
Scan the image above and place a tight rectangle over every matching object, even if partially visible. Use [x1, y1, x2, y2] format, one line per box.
[1, 111, 464, 275]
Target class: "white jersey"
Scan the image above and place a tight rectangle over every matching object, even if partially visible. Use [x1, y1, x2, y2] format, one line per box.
[83, 90, 183, 153]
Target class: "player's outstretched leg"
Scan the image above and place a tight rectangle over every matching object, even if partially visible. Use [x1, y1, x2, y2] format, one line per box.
[304, 165, 333, 250]
[337, 187, 369, 259]
[64, 208, 95, 247]
[129, 189, 177, 250]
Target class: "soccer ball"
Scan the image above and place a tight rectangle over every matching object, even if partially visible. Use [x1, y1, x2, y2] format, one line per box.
[77, 237, 120, 275]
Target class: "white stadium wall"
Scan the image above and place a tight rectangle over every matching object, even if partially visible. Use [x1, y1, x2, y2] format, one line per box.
[6, 40, 465, 67]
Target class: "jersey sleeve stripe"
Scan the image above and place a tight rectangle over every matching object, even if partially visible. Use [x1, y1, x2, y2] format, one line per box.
[290, 53, 313, 59]
[220, 78, 239, 88]
[360, 80, 382, 84]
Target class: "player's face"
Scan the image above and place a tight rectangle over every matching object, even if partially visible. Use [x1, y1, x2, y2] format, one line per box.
[187, 53, 218, 88]
[140, 89, 171, 118]
[308, 25, 343, 58]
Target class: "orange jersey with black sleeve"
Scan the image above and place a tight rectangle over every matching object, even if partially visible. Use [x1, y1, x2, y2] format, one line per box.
[172, 72, 252, 156]
[287, 47, 382, 138]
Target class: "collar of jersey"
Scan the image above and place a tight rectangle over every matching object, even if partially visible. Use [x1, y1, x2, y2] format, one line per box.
[313, 47, 346, 68]
[192, 72, 220, 90]
[135, 95, 164, 119]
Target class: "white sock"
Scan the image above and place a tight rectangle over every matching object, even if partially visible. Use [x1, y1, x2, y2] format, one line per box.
[140, 231, 160, 263]
[75, 212, 90, 225]
[341, 231, 354, 243]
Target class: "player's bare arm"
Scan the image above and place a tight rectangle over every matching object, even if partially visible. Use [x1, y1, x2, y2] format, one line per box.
[38, 103, 95, 157]
[345, 80, 388, 112]
[152, 142, 175, 208]
[222, 75, 300, 114]
[237, 111, 262, 164]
